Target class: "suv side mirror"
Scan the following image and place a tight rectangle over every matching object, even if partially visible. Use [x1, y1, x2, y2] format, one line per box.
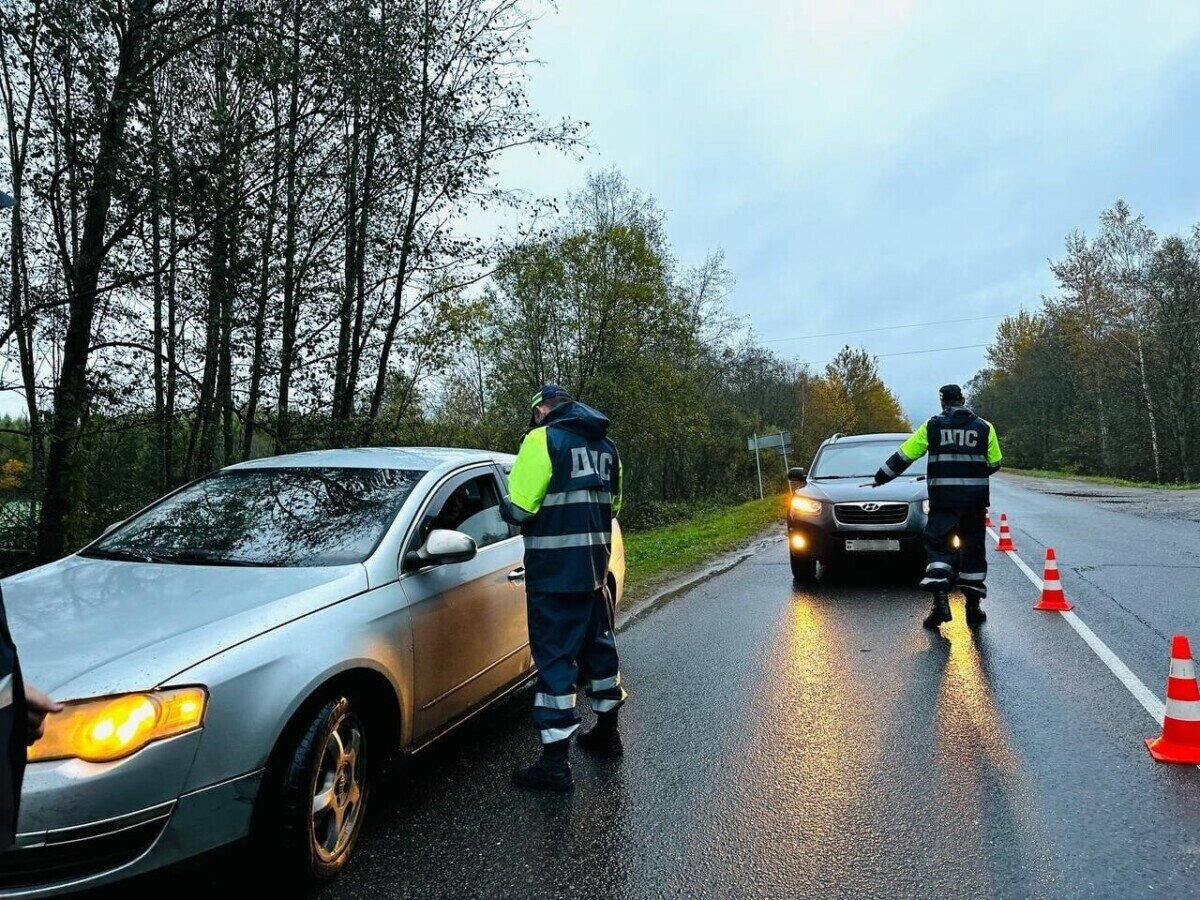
[787, 467, 807, 486]
[405, 529, 477, 570]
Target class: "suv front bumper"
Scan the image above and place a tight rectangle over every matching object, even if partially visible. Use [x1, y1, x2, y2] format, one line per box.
[788, 502, 927, 561]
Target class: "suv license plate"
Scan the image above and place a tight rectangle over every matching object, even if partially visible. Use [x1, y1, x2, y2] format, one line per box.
[845, 539, 900, 552]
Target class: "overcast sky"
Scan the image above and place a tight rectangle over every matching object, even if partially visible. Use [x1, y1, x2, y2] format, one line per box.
[496, 0, 1200, 421]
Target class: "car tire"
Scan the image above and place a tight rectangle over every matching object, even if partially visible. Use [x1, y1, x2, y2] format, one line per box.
[257, 695, 370, 885]
[790, 553, 817, 583]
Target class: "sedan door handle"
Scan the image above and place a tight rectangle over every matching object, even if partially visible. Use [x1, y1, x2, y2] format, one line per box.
[507, 567, 526, 581]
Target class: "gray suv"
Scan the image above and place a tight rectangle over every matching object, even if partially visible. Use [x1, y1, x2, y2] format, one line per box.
[786, 432, 948, 582]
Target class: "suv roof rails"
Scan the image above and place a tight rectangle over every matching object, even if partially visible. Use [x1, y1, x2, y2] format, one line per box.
[829, 432, 844, 443]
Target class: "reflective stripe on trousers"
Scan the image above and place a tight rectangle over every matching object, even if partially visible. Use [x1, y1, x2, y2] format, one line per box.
[588, 672, 627, 714]
[0, 674, 10, 710]
[540, 724, 580, 743]
[534, 692, 577, 710]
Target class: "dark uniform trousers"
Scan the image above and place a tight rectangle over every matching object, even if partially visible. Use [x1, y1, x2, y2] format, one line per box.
[527, 586, 625, 744]
[921, 503, 988, 598]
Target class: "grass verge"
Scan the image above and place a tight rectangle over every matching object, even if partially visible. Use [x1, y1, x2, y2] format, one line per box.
[622, 494, 785, 599]
[1004, 467, 1200, 491]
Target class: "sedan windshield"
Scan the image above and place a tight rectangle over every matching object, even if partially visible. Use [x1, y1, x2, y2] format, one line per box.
[810, 442, 927, 479]
[82, 467, 423, 567]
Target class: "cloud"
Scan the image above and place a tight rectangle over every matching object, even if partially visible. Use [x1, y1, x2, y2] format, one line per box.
[496, 0, 1200, 415]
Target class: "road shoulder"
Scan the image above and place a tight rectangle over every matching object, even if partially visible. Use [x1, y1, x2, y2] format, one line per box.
[999, 470, 1200, 524]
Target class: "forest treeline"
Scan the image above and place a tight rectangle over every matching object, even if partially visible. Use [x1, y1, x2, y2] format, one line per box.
[0, 0, 907, 568]
[970, 201, 1200, 485]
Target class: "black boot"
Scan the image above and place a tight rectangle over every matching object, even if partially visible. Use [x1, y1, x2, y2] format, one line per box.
[577, 711, 623, 757]
[922, 591, 952, 630]
[513, 738, 573, 792]
[965, 594, 987, 626]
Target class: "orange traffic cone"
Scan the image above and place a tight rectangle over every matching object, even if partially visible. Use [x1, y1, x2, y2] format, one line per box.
[1146, 635, 1200, 764]
[985, 508, 992, 528]
[995, 513, 1016, 551]
[1033, 548, 1073, 611]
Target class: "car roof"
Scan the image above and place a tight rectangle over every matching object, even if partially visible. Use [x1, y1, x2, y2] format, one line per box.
[820, 432, 910, 446]
[223, 446, 515, 474]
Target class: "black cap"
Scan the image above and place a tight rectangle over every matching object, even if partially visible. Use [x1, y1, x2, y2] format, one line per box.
[529, 384, 573, 426]
[939, 384, 964, 404]
[530, 384, 572, 409]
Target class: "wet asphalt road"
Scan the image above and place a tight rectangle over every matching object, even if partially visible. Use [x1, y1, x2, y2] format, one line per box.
[113, 473, 1200, 899]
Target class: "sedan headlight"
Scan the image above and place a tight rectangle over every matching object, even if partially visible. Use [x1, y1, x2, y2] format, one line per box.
[921, 500, 930, 515]
[29, 687, 207, 763]
[790, 496, 823, 516]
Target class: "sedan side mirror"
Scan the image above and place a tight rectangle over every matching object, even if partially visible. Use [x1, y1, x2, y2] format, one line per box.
[787, 467, 807, 486]
[405, 528, 477, 570]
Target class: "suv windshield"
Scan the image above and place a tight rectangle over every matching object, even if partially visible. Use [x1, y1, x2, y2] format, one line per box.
[810, 441, 927, 479]
[82, 467, 423, 567]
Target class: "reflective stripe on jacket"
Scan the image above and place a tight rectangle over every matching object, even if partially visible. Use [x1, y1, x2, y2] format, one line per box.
[507, 401, 622, 593]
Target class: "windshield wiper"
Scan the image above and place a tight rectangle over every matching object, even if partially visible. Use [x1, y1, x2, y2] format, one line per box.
[79, 547, 160, 563]
[150, 551, 280, 567]
[83, 547, 277, 566]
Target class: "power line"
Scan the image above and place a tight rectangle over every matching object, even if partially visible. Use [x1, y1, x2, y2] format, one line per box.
[761, 313, 1008, 344]
[801, 343, 990, 368]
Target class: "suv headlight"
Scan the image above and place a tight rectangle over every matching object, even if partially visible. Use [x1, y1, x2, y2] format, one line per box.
[790, 496, 823, 516]
[29, 687, 207, 763]
[921, 500, 930, 515]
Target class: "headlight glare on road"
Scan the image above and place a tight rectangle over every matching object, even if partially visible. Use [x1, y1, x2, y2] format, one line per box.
[29, 687, 207, 763]
[790, 496, 823, 516]
[921, 500, 930, 515]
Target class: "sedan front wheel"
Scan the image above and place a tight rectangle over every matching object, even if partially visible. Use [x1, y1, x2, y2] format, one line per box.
[259, 695, 370, 884]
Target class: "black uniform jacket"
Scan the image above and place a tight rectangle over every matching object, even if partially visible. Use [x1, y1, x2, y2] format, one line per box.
[0, 587, 26, 852]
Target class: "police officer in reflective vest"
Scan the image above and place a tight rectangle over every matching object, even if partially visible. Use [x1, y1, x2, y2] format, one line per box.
[873, 384, 1002, 630]
[502, 385, 625, 791]
[1, 586, 60, 851]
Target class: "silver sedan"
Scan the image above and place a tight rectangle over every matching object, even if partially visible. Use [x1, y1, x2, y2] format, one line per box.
[0, 447, 625, 896]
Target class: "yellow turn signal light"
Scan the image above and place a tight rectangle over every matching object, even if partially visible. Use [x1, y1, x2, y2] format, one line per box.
[29, 687, 207, 764]
[790, 496, 822, 516]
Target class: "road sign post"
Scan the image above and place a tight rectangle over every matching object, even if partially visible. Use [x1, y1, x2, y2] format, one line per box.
[751, 433, 763, 499]
[747, 432, 792, 499]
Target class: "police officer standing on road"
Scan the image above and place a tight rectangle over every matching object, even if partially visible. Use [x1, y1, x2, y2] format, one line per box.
[872, 384, 1002, 630]
[501, 385, 626, 792]
[1, 585, 61, 851]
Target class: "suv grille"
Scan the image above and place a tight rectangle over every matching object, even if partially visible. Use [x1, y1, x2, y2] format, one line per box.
[834, 502, 909, 526]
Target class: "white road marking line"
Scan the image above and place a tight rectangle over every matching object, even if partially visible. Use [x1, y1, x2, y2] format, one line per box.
[986, 526, 1167, 725]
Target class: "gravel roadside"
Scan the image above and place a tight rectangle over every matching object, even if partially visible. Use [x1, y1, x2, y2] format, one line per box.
[999, 470, 1200, 524]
